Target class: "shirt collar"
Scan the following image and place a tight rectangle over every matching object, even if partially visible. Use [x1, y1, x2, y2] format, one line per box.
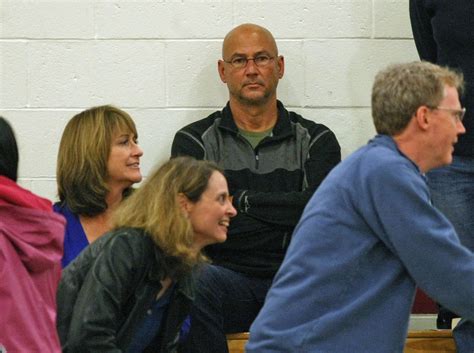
[218, 100, 294, 139]
[370, 134, 425, 177]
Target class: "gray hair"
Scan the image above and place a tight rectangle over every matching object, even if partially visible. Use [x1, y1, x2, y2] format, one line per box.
[372, 61, 464, 136]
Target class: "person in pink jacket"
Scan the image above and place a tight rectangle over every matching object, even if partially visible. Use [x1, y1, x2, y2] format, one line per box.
[0, 117, 65, 353]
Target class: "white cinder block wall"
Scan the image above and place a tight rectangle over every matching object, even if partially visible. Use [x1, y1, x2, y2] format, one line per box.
[0, 0, 418, 201]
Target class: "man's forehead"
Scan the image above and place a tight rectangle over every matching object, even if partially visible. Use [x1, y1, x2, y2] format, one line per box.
[225, 45, 271, 57]
[222, 27, 277, 58]
[442, 84, 460, 101]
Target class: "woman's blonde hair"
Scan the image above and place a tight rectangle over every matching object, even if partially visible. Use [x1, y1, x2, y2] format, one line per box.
[57, 105, 137, 216]
[113, 156, 223, 268]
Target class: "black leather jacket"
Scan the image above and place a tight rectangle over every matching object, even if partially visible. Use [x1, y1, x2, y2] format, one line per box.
[57, 227, 195, 353]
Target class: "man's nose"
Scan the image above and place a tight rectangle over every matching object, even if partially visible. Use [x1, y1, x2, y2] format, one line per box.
[457, 120, 466, 135]
[244, 59, 259, 73]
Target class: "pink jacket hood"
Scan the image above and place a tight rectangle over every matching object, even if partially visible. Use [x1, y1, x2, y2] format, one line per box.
[0, 176, 65, 353]
[0, 176, 64, 272]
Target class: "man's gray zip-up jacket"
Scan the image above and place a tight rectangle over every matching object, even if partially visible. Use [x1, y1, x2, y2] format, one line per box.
[171, 101, 341, 278]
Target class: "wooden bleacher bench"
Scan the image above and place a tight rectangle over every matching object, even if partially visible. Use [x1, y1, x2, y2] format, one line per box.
[405, 330, 456, 353]
[227, 330, 456, 353]
[227, 332, 249, 353]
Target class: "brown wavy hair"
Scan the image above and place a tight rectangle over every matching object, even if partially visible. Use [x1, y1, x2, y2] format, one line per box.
[56, 105, 137, 216]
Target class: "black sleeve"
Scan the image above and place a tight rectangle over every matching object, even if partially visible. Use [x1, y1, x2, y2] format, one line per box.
[235, 129, 341, 227]
[409, 0, 438, 62]
[57, 232, 115, 349]
[171, 129, 205, 160]
[66, 235, 148, 353]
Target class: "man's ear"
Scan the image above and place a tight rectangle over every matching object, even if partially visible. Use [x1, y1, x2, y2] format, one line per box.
[177, 193, 193, 215]
[277, 55, 285, 79]
[218, 60, 227, 83]
[415, 105, 430, 131]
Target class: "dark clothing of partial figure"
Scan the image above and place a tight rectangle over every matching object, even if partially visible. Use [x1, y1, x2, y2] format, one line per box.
[57, 228, 195, 353]
[171, 100, 341, 352]
[410, 2, 474, 350]
[410, 0, 474, 157]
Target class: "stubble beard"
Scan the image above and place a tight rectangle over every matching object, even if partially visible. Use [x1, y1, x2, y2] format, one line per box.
[234, 83, 277, 107]
[236, 91, 271, 106]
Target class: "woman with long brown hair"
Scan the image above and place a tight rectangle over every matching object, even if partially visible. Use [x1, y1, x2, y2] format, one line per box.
[55, 105, 143, 267]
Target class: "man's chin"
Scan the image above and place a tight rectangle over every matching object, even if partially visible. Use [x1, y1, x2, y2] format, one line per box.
[433, 155, 454, 171]
[237, 93, 270, 106]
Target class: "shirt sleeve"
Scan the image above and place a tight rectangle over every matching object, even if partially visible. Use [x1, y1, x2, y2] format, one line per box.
[365, 162, 474, 319]
[171, 129, 205, 160]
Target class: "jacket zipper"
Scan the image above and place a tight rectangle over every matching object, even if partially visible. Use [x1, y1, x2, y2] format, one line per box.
[237, 132, 261, 170]
[282, 232, 289, 249]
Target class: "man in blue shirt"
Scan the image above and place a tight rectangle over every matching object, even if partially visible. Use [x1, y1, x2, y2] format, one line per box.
[246, 61, 474, 353]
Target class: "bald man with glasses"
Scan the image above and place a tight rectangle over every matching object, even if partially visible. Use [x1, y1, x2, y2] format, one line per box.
[171, 23, 341, 353]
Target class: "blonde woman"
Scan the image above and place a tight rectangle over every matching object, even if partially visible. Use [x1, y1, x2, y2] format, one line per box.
[57, 157, 236, 353]
[55, 105, 143, 267]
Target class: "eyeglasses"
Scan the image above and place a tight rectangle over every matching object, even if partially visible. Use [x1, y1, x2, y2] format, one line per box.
[224, 55, 275, 69]
[428, 106, 466, 122]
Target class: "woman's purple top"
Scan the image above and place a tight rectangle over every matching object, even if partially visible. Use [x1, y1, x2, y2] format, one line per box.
[53, 203, 89, 268]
